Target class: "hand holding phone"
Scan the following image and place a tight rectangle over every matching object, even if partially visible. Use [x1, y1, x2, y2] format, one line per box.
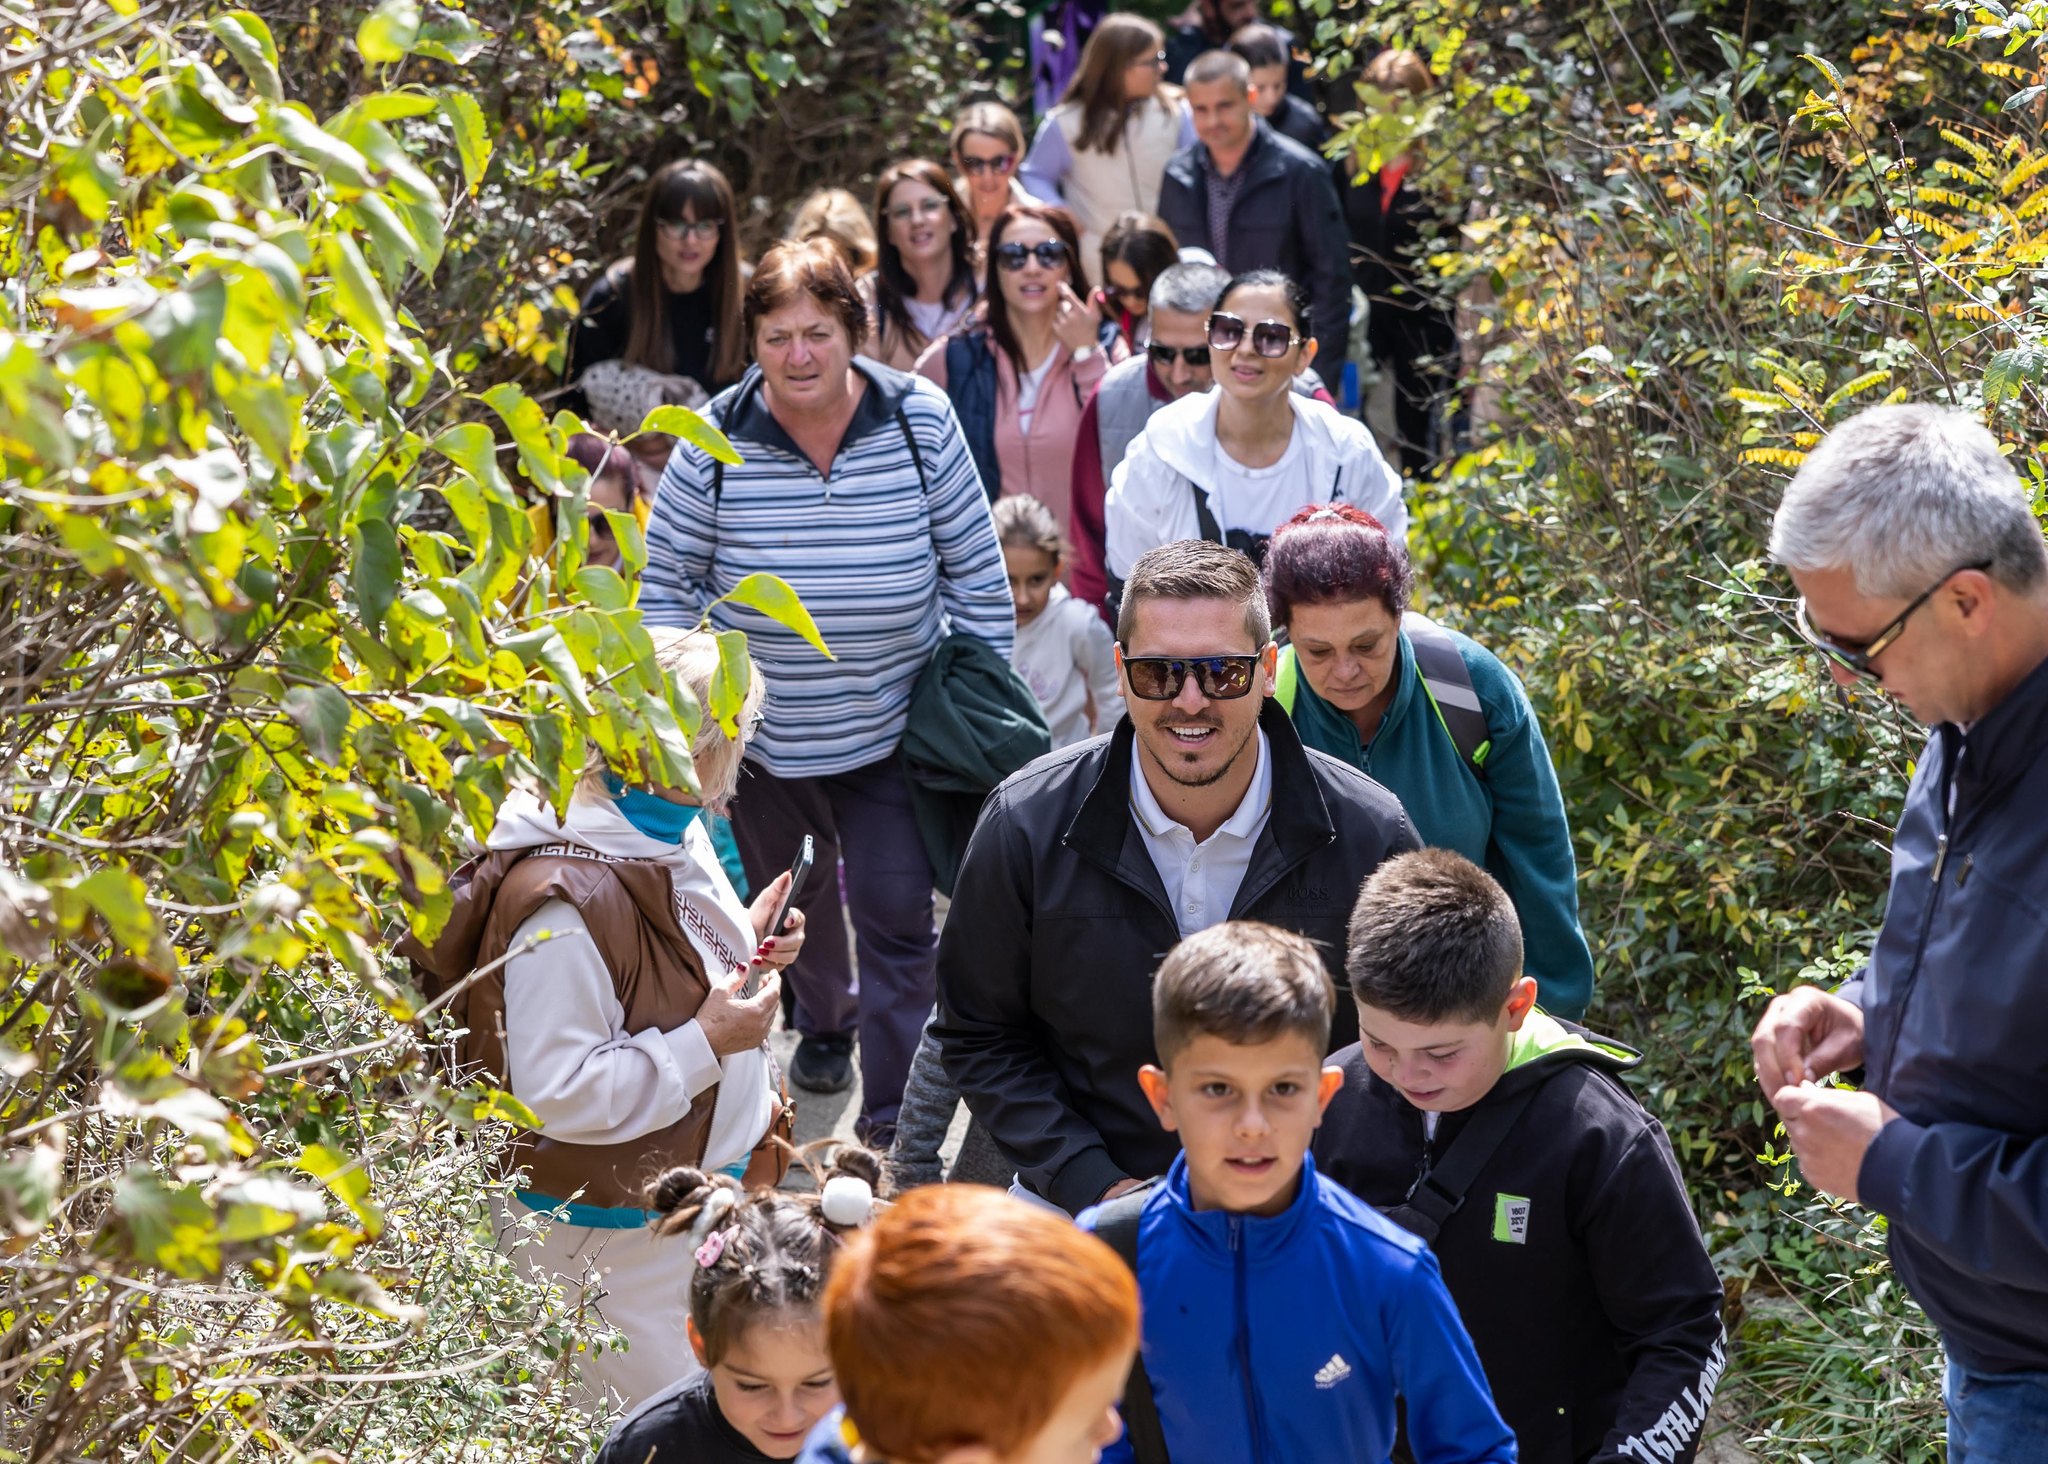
[743, 836, 812, 998]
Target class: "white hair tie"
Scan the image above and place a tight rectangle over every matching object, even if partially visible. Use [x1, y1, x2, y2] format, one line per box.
[820, 1174, 877, 1227]
[685, 1186, 738, 1254]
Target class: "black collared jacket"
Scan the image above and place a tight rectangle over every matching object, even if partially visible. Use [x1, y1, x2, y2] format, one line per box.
[932, 702, 1417, 1213]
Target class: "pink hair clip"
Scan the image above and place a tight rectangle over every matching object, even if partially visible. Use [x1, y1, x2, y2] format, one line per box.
[694, 1230, 728, 1269]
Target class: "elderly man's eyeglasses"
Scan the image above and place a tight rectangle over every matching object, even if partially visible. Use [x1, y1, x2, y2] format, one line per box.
[1121, 653, 1260, 701]
[658, 218, 723, 242]
[1147, 343, 1211, 368]
[1792, 561, 1991, 681]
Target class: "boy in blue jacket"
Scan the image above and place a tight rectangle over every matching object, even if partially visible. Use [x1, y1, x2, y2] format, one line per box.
[1081, 921, 1516, 1464]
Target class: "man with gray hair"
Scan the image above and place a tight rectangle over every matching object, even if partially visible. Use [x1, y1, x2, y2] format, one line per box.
[1750, 402, 2048, 1457]
[1069, 261, 1333, 619]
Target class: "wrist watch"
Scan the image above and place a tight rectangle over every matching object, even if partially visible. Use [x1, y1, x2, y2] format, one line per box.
[1072, 344, 1101, 363]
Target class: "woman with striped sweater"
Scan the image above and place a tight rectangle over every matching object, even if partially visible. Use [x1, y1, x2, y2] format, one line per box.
[641, 238, 1014, 1149]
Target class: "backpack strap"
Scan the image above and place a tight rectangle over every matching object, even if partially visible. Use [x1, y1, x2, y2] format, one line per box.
[1380, 1079, 1542, 1243]
[1093, 1180, 1171, 1464]
[893, 403, 928, 494]
[1401, 611, 1491, 777]
[1186, 478, 1223, 546]
[1273, 643, 1300, 715]
[707, 375, 756, 505]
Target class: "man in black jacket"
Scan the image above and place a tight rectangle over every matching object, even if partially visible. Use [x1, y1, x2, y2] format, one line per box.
[933, 540, 1417, 1214]
[1754, 403, 2048, 1457]
[1158, 51, 1353, 376]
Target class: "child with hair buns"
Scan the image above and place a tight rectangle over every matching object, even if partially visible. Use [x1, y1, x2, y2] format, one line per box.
[596, 1145, 888, 1463]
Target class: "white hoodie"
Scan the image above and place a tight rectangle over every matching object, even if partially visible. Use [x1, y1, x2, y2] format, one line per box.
[486, 793, 777, 1181]
[1103, 388, 1407, 580]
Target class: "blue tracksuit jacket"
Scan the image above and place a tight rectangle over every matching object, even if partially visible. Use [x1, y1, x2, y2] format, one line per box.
[1083, 1153, 1517, 1463]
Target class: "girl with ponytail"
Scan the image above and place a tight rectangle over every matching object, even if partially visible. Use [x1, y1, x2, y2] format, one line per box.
[595, 1145, 888, 1463]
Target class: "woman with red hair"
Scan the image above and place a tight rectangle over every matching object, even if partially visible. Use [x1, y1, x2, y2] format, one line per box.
[1263, 503, 1595, 1018]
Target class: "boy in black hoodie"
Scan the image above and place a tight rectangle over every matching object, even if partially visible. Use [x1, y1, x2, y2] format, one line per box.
[1314, 849, 1728, 1464]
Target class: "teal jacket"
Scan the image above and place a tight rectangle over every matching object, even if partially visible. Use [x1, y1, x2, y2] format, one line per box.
[1277, 627, 1594, 1017]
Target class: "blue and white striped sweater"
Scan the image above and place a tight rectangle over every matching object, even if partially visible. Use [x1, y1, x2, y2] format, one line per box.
[640, 360, 1015, 779]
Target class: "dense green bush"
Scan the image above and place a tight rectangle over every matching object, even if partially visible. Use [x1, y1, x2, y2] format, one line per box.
[1305, 0, 2045, 1453]
[0, 0, 827, 1457]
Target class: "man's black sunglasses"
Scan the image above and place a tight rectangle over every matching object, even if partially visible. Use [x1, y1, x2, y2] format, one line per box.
[1148, 343, 1211, 368]
[1791, 560, 1991, 681]
[1120, 653, 1260, 701]
[994, 239, 1071, 271]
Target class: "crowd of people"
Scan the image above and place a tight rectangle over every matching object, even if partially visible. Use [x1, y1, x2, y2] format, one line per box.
[401, 8, 2048, 1461]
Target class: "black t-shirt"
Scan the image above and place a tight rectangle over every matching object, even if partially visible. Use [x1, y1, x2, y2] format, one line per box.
[562, 268, 725, 411]
[593, 1372, 777, 1464]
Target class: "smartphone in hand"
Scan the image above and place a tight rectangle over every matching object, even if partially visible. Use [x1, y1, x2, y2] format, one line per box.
[743, 835, 812, 998]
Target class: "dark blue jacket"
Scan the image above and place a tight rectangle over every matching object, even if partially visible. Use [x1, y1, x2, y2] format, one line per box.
[1082, 1153, 1516, 1464]
[1850, 650, 2048, 1373]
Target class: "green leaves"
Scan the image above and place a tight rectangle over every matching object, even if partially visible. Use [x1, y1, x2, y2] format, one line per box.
[713, 572, 834, 659]
[321, 233, 395, 354]
[439, 93, 491, 195]
[282, 683, 356, 765]
[209, 12, 283, 101]
[638, 403, 742, 464]
[356, 0, 423, 63]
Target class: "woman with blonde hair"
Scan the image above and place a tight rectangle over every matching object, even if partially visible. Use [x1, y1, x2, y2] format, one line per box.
[790, 186, 879, 275]
[950, 100, 1040, 249]
[1018, 14, 1193, 285]
[403, 629, 804, 1410]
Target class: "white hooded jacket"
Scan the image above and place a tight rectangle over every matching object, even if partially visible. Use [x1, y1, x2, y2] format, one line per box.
[486, 793, 777, 1181]
[1103, 388, 1407, 580]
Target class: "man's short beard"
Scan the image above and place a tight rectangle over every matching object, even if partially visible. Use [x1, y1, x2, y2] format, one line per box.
[1145, 718, 1258, 788]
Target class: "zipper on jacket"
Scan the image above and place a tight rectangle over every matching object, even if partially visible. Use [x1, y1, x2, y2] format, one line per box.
[1229, 1217, 1269, 1464]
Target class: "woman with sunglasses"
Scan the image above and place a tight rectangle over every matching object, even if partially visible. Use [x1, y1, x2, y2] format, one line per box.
[1104, 269, 1404, 583]
[862, 160, 980, 371]
[1261, 503, 1595, 1019]
[563, 159, 747, 432]
[1094, 211, 1179, 350]
[951, 102, 1042, 250]
[915, 205, 1128, 532]
[1018, 14, 1195, 287]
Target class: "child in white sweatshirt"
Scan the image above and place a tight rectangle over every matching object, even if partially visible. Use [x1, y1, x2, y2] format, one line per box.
[995, 495, 1121, 747]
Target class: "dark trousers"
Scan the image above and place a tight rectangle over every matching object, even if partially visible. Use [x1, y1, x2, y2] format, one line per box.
[728, 753, 937, 1132]
[1368, 299, 1459, 476]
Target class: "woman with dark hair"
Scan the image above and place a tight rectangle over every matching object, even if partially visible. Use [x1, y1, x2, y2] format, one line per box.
[1263, 503, 1594, 1017]
[641, 237, 1013, 1149]
[1105, 268, 1401, 578]
[914, 204, 1128, 532]
[950, 101, 1042, 250]
[1094, 211, 1179, 350]
[1018, 14, 1194, 286]
[564, 159, 747, 432]
[561, 432, 645, 572]
[860, 159, 979, 371]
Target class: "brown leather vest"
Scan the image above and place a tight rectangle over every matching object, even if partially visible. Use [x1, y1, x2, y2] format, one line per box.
[402, 844, 720, 1209]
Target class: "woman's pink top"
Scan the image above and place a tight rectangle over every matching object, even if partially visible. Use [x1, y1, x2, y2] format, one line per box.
[913, 331, 1124, 531]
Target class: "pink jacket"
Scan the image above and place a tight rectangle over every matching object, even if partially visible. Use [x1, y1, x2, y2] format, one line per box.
[913, 331, 1125, 531]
